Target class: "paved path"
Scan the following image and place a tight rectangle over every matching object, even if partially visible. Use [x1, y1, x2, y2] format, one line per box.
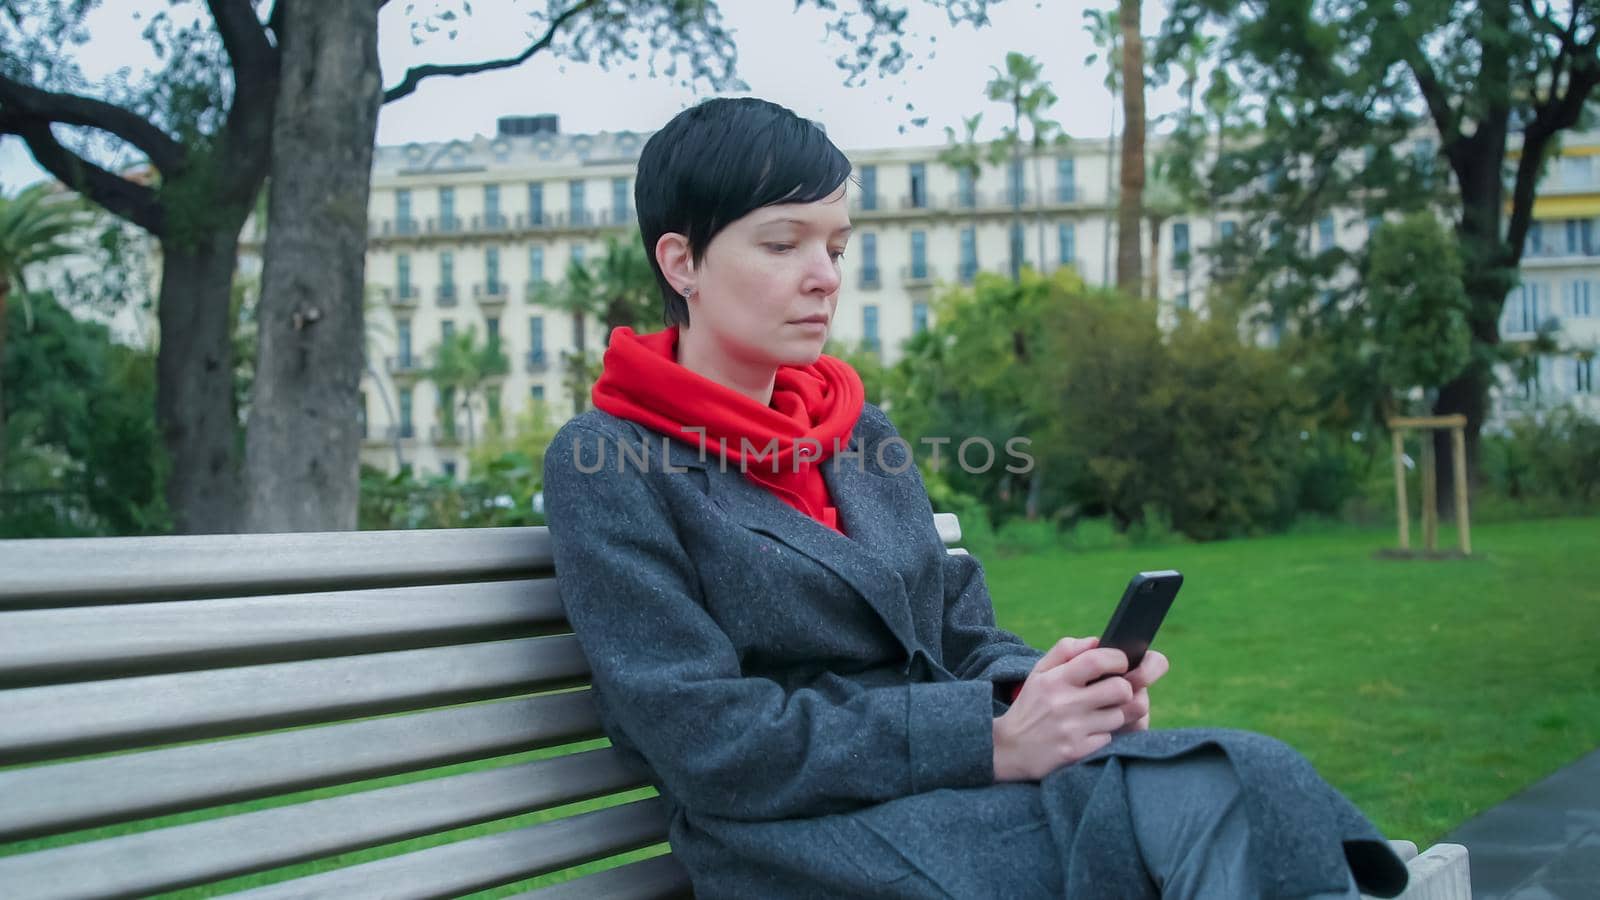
[1442, 747, 1600, 899]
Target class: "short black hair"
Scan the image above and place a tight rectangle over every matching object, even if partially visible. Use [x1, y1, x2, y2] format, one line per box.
[635, 97, 853, 327]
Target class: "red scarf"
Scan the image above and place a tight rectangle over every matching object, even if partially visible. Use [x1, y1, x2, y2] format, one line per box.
[591, 326, 865, 534]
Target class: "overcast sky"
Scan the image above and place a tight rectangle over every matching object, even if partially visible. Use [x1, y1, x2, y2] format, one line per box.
[1, 0, 1187, 191]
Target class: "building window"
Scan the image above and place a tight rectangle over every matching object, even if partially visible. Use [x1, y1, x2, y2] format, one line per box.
[1056, 157, 1076, 202]
[1509, 283, 1546, 333]
[908, 163, 927, 208]
[1572, 280, 1596, 317]
[527, 182, 544, 225]
[1317, 216, 1335, 252]
[1559, 155, 1593, 190]
[398, 320, 413, 366]
[859, 165, 878, 211]
[1058, 222, 1076, 267]
[912, 301, 928, 335]
[399, 387, 414, 438]
[484, 184, 501, 225]
[1526, 221, 1544, 257]
[1009, 222, 1025, 273]
[859, 233, 879, 288]
[439, 251, 455, 301]
[485, 246, 500, 293]
[442, 460, 458, 480]
[439, 387, 456, 437]
[530, 384, 546, 401]
[863, 304, 880, 351]
[1574, 357, 1594, 394]
[959, 227, 978, 282]
[486, 316, 501, 346]
[957, 169, 977, 208]
[1220, 219, 1238, 239]
[1367, 215, 1383, 238]
[910, 230, 928, 279]
[397, 254, 411, 296]
[439, 187, 457, 231]
[1007, 158, 1024, 206]
[569, 180, 587, 226]
[529, 316, 545, 365]
[396, 189, 414, 233]
[611, 177, 629, 221]
[530, 246, 545, 283]
[1172, 221, 1190, 270]
[571, 244, 585, 267]
[441, 319, 456, 340]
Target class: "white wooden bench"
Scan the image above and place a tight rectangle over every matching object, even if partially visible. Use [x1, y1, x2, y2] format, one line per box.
[0, 514, 1469, 898]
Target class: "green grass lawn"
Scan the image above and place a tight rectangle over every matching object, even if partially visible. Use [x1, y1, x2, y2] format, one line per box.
[6, 515, 1595, 894]
[982, 514, 1600, 846]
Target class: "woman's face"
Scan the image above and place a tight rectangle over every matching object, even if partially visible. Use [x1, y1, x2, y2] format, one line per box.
[681, 185, 852, 369]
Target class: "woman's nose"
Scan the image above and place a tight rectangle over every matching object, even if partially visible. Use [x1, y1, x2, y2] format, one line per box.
[807, 246, 842, 294]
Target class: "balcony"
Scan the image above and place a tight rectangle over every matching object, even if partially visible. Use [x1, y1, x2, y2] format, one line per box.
[858, 268, 882, 290]
[470, 213, 510, 232]
[1056, 184, 1079, 204]
[898, 193, 936, 211]
[525, 350, 549, 374]
[957, 262, 979, 284]
[384, 424, 417, 441]
[388, 285, 420, 308]
[430, 424, 462, 446]
[946, 191, 980, 211]
[425, 216, 463, 235]
[474, 281, 509, 307]
[372, 218, 420, 238]
[386, 355, 426, 378]
[902, 263, 937, 287]
[436, 284, 459, 308]
[515, 211, 550, 230]
[596, 207, 636, 227]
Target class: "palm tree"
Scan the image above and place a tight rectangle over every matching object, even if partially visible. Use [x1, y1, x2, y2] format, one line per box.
[427, 327, 509, 449]
[1143, 171, 1185, 303]
[1084, 7, 1122, 287]
[536, 235, 658, 414]
[0, 184, 87, 486]
[1115, 0, 1147, 295]
[984, 52, 1061, 281]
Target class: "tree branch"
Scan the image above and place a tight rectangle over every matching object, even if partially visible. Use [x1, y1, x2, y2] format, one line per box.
[0, 74, 188, 175]
[207, 0, 277, 80]
[382, 0, 598, 105]
[0, 111, 165, 236]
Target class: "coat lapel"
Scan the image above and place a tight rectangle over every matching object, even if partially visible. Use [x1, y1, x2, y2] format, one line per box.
[657, 427, 921, 657]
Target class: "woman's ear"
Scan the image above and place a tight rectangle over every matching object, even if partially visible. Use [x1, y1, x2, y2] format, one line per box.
[655, 233, 695, 296]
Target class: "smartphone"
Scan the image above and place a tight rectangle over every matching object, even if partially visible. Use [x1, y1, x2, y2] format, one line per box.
[1099, 570, 1183, 673]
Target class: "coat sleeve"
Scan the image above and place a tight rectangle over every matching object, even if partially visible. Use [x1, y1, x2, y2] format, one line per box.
[938, 549, 1043, 688]
[542, 423, 999, 822]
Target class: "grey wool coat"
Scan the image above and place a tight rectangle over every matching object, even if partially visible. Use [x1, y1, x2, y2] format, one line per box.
[542, 404, 1409, 899]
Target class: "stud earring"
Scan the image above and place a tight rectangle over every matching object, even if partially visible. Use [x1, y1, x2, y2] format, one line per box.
[683, 287, 696, 301]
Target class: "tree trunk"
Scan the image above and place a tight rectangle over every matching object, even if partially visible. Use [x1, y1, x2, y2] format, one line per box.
[569, 310, 590, 413]
[1010, 105, 1024, 280]
[1115, 0, 1145, 294]
[157, 234, 248, 533]
[1103, 109, 1117, 286]
[0, 279, 9, 489]
[1148, 216, 1163, 301]
[244, 0, 382, 532]
[1031, 150, 1046, 273]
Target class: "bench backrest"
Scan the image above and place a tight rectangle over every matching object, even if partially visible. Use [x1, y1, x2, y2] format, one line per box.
[0, 514, 964, 899]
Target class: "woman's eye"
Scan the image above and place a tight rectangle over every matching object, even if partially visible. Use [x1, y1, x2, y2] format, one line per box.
[829, 249, 846, 262]
[765, 243, 795, 253]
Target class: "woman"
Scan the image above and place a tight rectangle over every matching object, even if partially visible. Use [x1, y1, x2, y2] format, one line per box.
[542, 97, 1407, 899]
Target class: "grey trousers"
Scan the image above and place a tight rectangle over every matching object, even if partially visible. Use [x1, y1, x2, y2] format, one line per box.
[1124, 749, 1361, 900]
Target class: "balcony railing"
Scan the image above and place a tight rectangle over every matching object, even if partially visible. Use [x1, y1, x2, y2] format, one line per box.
[958, 262, 979, 284]
[902, 262, 936, 285]
[858, 268, 882, 290]
[425, 216, 463, 234]
[384, 424, 417, 441]
[437, 284, 459, 307]
[386, 354, 425, 376]
[526, 350, 549, 373]
[430, 424, 462, 446]
[898, 193, 935, 211]
[372, 218, 420, 237]
[470, 213, 510, 232]
[387, 285, 420, 307]
[474, 281, 509, 305]
[515, 211, 549, 229]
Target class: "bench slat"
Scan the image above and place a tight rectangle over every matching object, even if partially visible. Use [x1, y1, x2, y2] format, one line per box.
[227, 798, 671, 900]
[511, 854, 693, 900]
[0, 635, 588, 766]
[0, 691, 603, 842]
[0, 578, 564, 687]
[0, 748, 651, 900]
[0, 526, 553, 607]
[933, 511, 960, 545]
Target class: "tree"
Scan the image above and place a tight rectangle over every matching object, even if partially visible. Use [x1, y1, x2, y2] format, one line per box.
[1366, 214, 1472, 412]
[535, 233, 658, 414]
[1115, 0, 1146, 294]
[983, 52, 1062, 280]
[1161, 0, 1600, 512]
[0, 1, 279, 533]
[0, 183, 84, 487]
[248, 0, 1003, 531]
[1084, 7, 1122, 286]
[427, 327, 510, 450]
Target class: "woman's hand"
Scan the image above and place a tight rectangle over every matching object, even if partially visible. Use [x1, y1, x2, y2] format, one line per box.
[991, 636, 1135, 782]
[1115, 650, 1169, 734]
